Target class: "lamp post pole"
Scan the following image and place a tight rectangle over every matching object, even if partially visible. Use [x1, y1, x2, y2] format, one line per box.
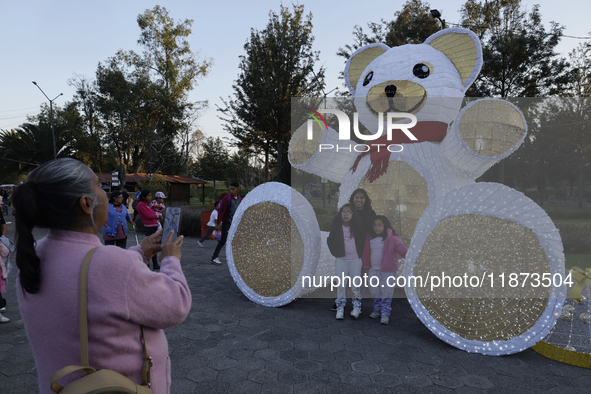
[32, 81, 63, 160]
[430, 9, 446, 29]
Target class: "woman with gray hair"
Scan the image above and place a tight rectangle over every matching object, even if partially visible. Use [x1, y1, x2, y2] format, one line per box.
[13, 158, 190, 394]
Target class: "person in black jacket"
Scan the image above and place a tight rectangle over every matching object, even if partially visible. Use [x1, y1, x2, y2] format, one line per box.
[349, 188, 377, 236]
[331, 188, 377, 313]
[327, 204, 365, 320]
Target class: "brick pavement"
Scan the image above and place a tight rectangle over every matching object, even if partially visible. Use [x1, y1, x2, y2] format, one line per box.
[1, 218, 590, 393]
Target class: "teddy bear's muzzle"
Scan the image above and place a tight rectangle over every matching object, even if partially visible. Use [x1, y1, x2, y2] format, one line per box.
[366, 80, 426, 116]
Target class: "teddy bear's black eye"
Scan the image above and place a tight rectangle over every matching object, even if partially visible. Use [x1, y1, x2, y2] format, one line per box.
[363, 71, 374, 86]
[413, 63, 430, 79]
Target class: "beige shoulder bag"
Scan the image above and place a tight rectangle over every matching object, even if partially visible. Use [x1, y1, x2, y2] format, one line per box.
[50, 247, 153, 393]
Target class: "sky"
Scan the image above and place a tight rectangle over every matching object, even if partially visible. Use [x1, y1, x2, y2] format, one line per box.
[1, 0, 589, 146]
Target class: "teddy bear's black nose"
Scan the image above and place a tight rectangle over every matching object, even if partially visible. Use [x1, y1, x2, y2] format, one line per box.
[385, 85, 397, 97]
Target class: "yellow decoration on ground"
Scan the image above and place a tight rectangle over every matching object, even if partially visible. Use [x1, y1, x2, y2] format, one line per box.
[532, 341, 591, 369]
[569, 267, 591, 303]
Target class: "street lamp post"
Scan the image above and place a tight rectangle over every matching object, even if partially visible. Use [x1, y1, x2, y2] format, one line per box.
[323, 87, 339, 109]
[32, 81, 63, 160]
[430, 9, 446, 29]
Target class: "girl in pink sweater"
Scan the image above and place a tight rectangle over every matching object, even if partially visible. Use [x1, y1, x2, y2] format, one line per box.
[361, 215, 408, 325]
[13, 158, 189, 394]
[136, 189, 161, 270]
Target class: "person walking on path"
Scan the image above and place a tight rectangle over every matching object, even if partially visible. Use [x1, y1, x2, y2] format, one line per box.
[132, 186, 142, 221]
[12, 158, 190, 394]
[0, 240, 9, 323]
[211, 183, 241, 265]
[362, 215, 408, 325]
[136, 189, 161, 270]
[198, 200, 219, 248]
[102, 190, 135, 249]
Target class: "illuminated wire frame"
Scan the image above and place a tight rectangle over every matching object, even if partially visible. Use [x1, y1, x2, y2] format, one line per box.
[226, 182, 321, 307]
[404, 183, 565, 356]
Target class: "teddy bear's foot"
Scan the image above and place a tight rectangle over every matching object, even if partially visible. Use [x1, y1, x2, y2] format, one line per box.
[225, 182, 334, 307]
[404, 183, 565, 355]
[441, 98, 527, 178]
[289, 121, 359, 182]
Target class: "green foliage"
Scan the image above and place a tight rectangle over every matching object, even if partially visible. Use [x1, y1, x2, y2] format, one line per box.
[569, 43, 591, 96]
[316, 211, 334, 232]
[544, 205, 591, 221]
[555, 221, 591, 254]
[224, 149, 265, 189]
[565, 254, 591, 271]
[191, 137, 230, 182]
[0, 110, 74, 174]
[133, 5, 212, 102]
[24, 5, 213, 175]
[138, 173, 169, 197]
[218, 4, 324, 184]
[460, 1, 571, 97]
[337, 0, 440, 62]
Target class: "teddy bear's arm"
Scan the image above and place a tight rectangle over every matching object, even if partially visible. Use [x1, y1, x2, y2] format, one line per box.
[288, 122, 359, 183]
[440, 98, 527, 178]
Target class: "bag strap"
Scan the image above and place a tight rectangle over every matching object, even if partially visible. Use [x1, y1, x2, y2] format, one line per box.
[79, 247, 99, 369]
[79, 247, 152, 386]
[50, 365, 97, 393]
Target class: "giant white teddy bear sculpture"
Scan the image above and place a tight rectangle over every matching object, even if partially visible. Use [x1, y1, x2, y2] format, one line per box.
[227, 28, 565, 356]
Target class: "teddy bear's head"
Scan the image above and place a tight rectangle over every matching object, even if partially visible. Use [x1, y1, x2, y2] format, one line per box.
[344, 28, 483, 135]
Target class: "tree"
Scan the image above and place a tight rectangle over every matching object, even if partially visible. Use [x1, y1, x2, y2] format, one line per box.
[191, 137, 230, 186]
[218, 4, 325, 184]
[0, 119, 72, 174]
[337, 0, 440, 63]
[548, 43, 591, 207]
[94, 55, 157, 172]
[225, 149, 265, 189]
[68, 75, 105, 171]
[458, 1, 573, 188]
[120, 5, 212, 138]
[459, 1, 571, 97]
[568, 42, 591, 97]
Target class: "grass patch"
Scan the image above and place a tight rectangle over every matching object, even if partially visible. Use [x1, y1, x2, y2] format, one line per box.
[555, 221, 591, 254]
[565, 254, 591, 271]
[542, 205, 591, 221]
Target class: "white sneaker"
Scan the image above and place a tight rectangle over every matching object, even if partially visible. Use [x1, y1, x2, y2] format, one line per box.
[198, 241, 204, 248]
[369, 310, 381, 319]
[380, 313, 389, 325]
[211, 258, 222, 265]
[0, 314, 9, 324]
[0, 307, 5, 313]
[335, 307, 344, 320]
[351, 306, 361, 320]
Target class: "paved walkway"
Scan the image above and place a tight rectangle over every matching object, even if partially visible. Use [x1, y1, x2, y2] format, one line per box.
[1, 219, 590, 393]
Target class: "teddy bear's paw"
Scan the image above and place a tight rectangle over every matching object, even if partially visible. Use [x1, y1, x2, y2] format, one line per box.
[289, 122, 359, 182]
[226, 182, 327, 307]
[441, 99, 526, 177]
[403, 183, 565, 355]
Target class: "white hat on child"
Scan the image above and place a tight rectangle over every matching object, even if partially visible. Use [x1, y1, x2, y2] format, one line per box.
[155, 191, 167, 198]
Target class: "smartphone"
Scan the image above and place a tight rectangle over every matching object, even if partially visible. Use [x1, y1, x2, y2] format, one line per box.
[161, 207, 182, 244]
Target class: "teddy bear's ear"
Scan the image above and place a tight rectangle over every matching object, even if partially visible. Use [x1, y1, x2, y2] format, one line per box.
[345, 43, 390, 95]
[424, 28, 482, 89]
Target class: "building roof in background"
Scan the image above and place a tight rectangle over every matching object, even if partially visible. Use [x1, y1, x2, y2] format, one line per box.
[96, 173, 206, 185]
